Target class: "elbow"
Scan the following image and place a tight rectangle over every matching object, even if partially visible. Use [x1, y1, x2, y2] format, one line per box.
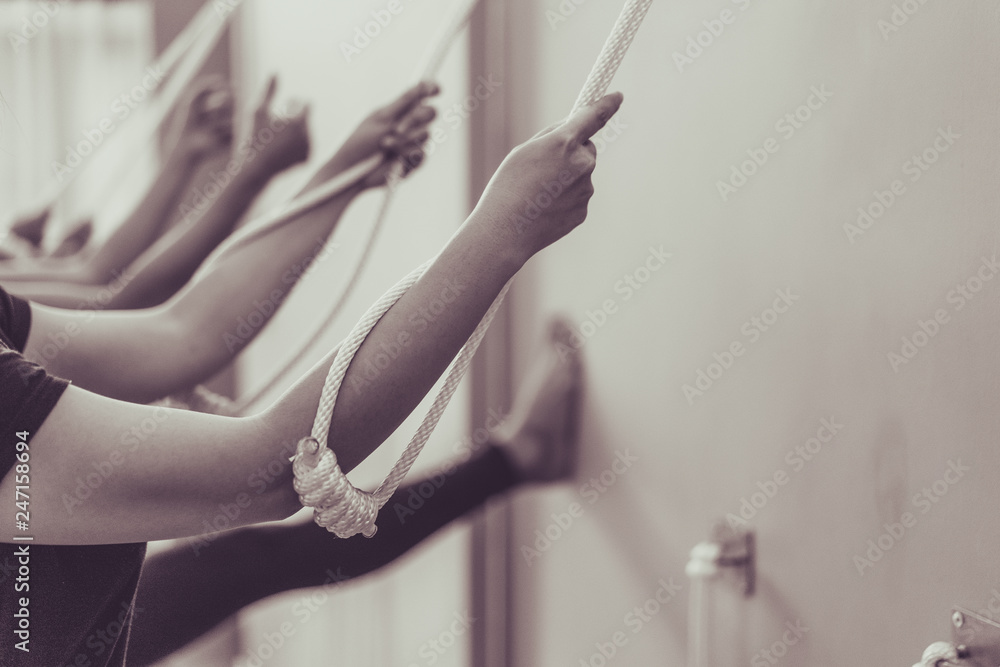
[261, 482, 305, 523]
[117, 307, 212, 403]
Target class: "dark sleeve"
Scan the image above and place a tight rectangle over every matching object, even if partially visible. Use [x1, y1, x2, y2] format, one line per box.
[0, 290, 69, 478]
[0, 287, 32, 351]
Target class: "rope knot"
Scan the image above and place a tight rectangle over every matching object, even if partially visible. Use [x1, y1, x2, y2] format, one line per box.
[292, 437, 381, 538]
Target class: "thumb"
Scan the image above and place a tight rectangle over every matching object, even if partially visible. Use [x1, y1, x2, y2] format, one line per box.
[561, 92, 624, 145]
[382, 80, 441, 120]
[257, 74, 278, 113]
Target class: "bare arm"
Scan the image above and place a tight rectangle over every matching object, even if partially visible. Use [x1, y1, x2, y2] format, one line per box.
[0, 80, 233, 286]
[107, 79, 311, 310]
[24, 84, 439, 403]
[2, 92, 624, 546]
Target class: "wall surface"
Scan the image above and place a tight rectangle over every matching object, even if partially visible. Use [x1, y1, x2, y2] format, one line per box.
[504, 1, 1000, 665]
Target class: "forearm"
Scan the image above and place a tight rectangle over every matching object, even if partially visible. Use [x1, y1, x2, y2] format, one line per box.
[81, 147, 202, 285]
[0, 255, 92, 284]
[262, 210, 523, 472]
[2, 278, 110, 309]
[153, 184, 362, 395]
[108, 161, 276, 309]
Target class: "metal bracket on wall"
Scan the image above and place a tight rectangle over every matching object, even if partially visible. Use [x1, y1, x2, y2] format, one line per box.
[691, 521, 757, 597]
[949, 607, 1000, 666]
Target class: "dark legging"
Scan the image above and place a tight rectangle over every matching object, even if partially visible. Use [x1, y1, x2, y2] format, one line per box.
[126, 445, 520, 665]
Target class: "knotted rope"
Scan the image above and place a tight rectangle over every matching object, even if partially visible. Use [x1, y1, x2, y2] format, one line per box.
[292, 0, 654, 539]
[913, 641, 962, 667]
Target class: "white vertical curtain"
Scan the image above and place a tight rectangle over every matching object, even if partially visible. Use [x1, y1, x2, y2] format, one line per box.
[0, 0, 155, 245]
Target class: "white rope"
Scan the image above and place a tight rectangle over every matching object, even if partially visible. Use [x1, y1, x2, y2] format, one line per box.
[228, 174, 394, 413]
[293, 0, 653, 539]
[913, 642, 962, 667]
[222, 0, 482, 413]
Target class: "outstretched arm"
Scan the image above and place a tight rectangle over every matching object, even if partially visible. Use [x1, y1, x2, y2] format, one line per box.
[24, 83, 440, 403]
[0, 80, 234, 287]
[98, 77, 312, 310]
[3, 92, 624, 546]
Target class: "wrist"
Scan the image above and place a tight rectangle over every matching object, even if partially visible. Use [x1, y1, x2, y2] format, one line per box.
[168, 144, 205, 170]
[238, 156, 281, 188]
[466, 205, 534, 272]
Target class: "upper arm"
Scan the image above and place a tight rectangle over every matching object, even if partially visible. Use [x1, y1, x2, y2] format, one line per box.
[23, 301, 195, 403]
[0, 385, 299, 545]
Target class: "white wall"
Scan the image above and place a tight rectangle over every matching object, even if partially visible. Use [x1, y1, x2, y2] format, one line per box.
[506, 0, 1000, 665]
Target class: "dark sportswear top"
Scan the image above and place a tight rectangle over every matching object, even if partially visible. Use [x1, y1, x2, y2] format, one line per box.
[0, 287, 146, 667]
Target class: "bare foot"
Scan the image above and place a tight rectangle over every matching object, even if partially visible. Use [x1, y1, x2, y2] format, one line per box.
[496, 318, 582, 482]
[49, 219, 92, 258]
[10, 207, 50, 248]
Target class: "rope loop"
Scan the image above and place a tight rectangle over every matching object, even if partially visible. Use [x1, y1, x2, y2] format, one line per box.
[292, 0, 653, 539]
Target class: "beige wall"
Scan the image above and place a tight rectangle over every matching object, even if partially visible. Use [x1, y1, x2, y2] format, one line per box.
[505, 1, 1000, 665]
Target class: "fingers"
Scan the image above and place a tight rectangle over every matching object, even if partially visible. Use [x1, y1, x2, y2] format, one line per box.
[256, 74, 278, 114]
[531, 121, 562, 140]
[561, 92, 624, 145]
[381, 80, 441, 120]
[187, 75, 228, 111]
[395, 103, 437, 135]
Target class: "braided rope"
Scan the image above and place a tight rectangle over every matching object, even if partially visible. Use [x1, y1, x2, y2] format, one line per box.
[223, 0, 482, 412]
[913, 641, 962, 667]
[293, 0, 653, 539]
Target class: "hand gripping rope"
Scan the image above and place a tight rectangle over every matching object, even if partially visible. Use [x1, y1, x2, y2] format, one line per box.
[291, 0, 654, 539]
[224, 0, 483, 414]
[169, 0, 479, 416]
